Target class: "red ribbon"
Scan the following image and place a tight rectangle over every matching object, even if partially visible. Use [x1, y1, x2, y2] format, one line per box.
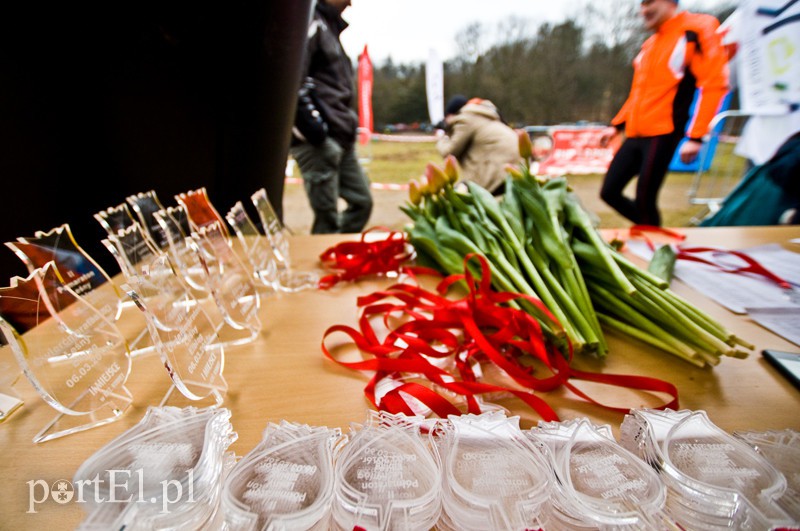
[629, 224, 686, 243]
[627, 225, 791, 290]
[322, 253, 679, 422]
[678, 247, 792, 289]
[317, 228, 414, 290]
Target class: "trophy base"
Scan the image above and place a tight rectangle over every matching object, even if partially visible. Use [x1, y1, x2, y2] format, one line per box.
[277, 269, 319, 293]
[209, 321, 261, 349]
[33, 388, 133, 444]
[127, 326, 157, 358]
[158, 381, 226, 410]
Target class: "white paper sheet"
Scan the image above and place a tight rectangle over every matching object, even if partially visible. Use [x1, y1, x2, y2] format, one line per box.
[626, 241, 800, 315]
[746, 308, 800, 347]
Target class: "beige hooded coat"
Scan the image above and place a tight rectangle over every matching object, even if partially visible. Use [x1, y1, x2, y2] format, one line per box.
[436, 99, 519, 193]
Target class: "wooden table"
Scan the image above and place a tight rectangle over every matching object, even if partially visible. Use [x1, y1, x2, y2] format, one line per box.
[2, 226, 799, 528]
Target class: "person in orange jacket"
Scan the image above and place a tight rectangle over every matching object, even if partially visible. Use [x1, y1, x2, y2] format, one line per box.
[599, 0, 729, 226]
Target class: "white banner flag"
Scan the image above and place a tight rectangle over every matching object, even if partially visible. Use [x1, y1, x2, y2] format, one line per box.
[426, 49, 444, 126]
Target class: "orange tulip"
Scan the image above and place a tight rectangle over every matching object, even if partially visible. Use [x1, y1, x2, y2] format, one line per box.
[443, 155, 460, 184]
[425, 163, 448, 194]
[517, 129, 533, 160]
[408, 179, 423, 205]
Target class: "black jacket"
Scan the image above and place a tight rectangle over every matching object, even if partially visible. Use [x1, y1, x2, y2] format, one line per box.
[293, 1, 358, 149]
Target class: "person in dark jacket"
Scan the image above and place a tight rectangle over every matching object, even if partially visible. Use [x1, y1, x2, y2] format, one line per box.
[290, 0, 373, 234]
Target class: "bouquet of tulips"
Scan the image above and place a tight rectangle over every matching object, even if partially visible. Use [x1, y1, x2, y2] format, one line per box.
[400, 133, 752, 367]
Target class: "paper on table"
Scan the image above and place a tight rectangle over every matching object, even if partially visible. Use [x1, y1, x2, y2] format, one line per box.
[746, 308, 800, 347]
[626, 242, 800, 315]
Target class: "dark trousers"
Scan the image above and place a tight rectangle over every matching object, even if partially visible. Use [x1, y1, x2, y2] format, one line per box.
[291, 138, 373, 234]
[600, 133, 682, 226]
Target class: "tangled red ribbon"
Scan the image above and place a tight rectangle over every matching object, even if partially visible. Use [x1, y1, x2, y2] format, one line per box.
[317, 228, 414, 289]
[322, 252, 679, 422]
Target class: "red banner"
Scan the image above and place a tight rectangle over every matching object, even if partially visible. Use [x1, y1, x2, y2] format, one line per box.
[538, 128, 619, 176]
[357, 45, 373, 145]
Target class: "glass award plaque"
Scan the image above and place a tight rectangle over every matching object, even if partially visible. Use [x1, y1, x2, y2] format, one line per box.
[94, 202, 138, 236]
[186, 221, 262, 347]
[102, 224, 227, 407]
[251, 188, 290, 265]
[175, 187, 229, 235]
[0, 262, 133, 443]
[153, 205, 210, 295]
[5, 224, 153, 357]
[251, 188, 319, 292]
[75, 406, 237, 530]
[95, 201, 162, 259]
[225, 201, 280, 291]
[126, 190, 171, 251]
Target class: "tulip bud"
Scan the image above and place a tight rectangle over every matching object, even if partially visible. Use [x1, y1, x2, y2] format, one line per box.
[425, 163, 448, 194]
[419, 175, 430, 195]
[505, 164, 524, 180]
[443, 155, 460, 184]
[517, 130, 533, 160]
[408, 179, 422, 205]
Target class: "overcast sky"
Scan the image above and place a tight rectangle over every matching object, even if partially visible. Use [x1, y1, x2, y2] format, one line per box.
[338, 0, 730, 64]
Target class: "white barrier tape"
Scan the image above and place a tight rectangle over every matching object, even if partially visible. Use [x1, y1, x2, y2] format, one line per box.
[285, 177, 409, 191]
[370, 133, 437, 143]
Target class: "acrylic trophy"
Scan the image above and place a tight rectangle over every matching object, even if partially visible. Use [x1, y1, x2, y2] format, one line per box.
[5, 224, 153, 357]
[153, 205, 210, 295]
[0, 262, 133, 443]
[186, 220, 262, 347]
[102, 223, 227, 407]
[251, 188, 319, 292]
[94, 202, 138, 237]
[225, 201, 281, 291]
[126, 190, 171, 250]
[175, 187, 229, 235]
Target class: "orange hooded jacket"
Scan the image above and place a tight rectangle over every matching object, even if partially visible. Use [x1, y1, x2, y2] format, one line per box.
[611, 11, 730, 141]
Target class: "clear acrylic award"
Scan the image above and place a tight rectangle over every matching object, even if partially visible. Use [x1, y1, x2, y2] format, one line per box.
[225, 201, 280, 291]
[251, 188, 291, 265]
[152, 205, 210, 295]
[74, 406, 237, 530]
[5, 223, 153, 357]
[186, 220, 262, 347]
[437, 412, 551, 530]
[175, 187, 229, 235]
[0, 262, 133, 443]
[126, 190, 171, 250]
[530, 418, 668, 529]
[251, 188, 319, 292]
[333, 411, 442, 531]
[222, 421, 342, 530]
[102, 223, 227, 407]
[94, 202, 138, 237]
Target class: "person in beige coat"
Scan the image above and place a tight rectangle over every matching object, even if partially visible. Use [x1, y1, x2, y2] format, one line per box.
[436, 96, 520, 195]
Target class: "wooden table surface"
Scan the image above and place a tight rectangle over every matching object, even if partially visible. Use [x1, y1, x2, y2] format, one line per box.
[1, 226, 799, 528]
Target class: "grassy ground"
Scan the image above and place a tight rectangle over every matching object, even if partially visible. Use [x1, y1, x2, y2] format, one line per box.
[283, 137, 720, 234]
